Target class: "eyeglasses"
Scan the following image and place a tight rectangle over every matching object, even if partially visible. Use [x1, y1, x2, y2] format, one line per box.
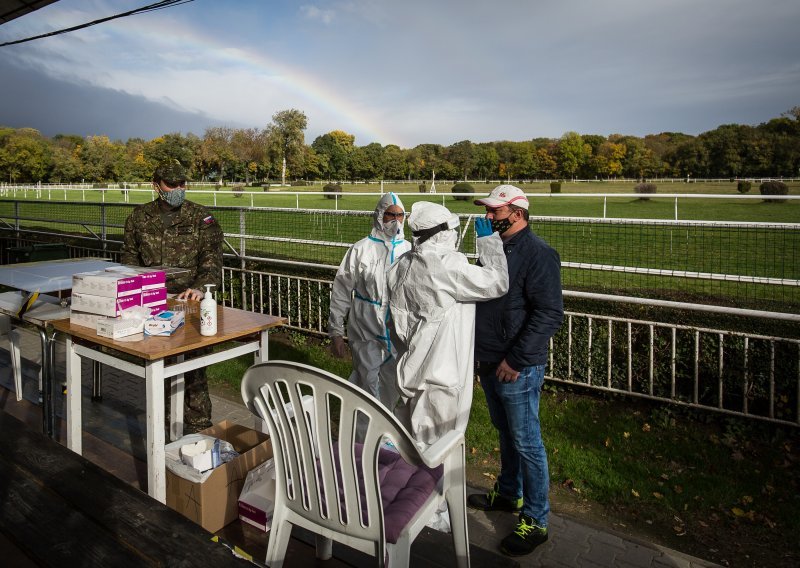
[384, 211, 405, 219]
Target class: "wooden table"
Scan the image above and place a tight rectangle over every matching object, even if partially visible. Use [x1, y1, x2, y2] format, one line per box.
[51, 303, 285, 503]
[0, 411, 253, 567]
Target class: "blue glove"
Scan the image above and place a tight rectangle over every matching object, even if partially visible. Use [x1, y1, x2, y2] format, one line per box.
[475, 217, 493, 238]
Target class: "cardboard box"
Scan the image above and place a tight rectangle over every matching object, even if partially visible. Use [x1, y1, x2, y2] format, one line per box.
[141, 287, 168, 308]
[96, 316, 145, 339]
[166, 421, 272, 533]
[105, 266, 167, 290]
[238, 458, 276, 532]
[69, 310, 106, 329]
[72, 271, 141, 298]
[144, 310, 185, 336]
[71, 292, 141, 317]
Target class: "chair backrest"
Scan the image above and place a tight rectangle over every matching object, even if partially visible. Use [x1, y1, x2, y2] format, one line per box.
[240, 360, 427, 549]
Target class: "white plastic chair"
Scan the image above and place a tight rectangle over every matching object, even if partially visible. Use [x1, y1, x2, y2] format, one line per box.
[240, 360, 470, 568]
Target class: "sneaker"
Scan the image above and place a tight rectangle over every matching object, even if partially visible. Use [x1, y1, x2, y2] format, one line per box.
[500, 514, 548, 556]
[467, 486, 522, 512]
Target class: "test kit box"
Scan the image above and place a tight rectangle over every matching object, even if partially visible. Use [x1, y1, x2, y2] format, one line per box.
[105, 266, 166, 290]
[166, 421, 272, 533]
[141, 287, 167, 309]
[72, 271, 141, 298]
[96, 316, 144, 339]
[71, 292, 141, 317]
[69, 310, 106, 329]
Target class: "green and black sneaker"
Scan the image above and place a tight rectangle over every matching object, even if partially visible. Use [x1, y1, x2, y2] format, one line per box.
[500, 513, 548, 556]
[467, 485, 523, 512]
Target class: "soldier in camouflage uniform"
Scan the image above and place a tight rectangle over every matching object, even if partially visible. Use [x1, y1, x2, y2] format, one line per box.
[121, 159, 223, 433]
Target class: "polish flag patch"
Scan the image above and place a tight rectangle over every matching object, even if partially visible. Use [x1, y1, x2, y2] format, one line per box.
[203, 215, 216, 224]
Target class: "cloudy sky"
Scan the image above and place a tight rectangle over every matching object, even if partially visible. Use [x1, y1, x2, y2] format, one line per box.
[1, 0, 798, 147]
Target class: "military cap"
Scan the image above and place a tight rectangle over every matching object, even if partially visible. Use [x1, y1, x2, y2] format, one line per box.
[153, 159, 188, 184]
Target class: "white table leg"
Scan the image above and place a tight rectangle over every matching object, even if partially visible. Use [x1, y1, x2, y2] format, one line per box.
[256, 330, 269, 363]
[65, 337, 82, 455]
[145, 359, 166, 503]
[170, 354, 185, 442]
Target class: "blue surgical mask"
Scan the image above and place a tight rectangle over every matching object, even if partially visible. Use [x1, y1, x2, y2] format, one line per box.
[159, 188, 186, 208]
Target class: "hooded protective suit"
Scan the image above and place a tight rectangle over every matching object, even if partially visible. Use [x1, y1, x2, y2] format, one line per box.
[387, 201, 509, 448]
[328, 193, 411, 408]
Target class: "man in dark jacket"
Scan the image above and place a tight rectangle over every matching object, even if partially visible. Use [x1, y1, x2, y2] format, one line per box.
[467, 185, 564, 557]
[121, 159, 223, 433]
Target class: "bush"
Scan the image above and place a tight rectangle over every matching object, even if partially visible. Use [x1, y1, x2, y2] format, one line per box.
[323, 183, 343, 199]
[759, 181, 788, 203]
[634, 182, 657, 201]
[550, 181, 562, 193]
[231, 184, 245, 198]
[450, 182, 475, 201]
[418, 183, 428, 193]
[736, 180, 751, 194]
[290, 180, 308, 187]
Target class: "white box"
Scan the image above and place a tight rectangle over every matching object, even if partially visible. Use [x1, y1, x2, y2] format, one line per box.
[105, 266, 167, 290]
[72, 271, 141, 298]
[144, 310, 185, 336]
[69, 310, 106, 329]
[71, 292, 141, 317]
[238, 458, 276, 532]
[96, 317, 144, 339]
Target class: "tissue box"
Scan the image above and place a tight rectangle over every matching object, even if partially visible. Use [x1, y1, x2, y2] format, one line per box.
[238, 459, 276, 532]
[72, 271, 141, 298]
[144, 310, 185, 336]
[96, 316, 144, 339]
[71, 292, 141, 317]
[106, 266, 167, 290]
[166, 421, 272, 533]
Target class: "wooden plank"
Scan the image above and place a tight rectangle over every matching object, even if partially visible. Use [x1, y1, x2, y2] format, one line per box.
[0, 411, 251, 567]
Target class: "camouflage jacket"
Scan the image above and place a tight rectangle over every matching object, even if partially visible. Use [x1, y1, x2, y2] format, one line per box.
[120, 199, 223, 294]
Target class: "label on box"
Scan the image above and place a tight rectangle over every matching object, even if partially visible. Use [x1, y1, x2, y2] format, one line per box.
[72, 271, 141, 298]
[96, 316, 145, 339]
[71, 292, 141, 317]
[144, 310, 185, 336]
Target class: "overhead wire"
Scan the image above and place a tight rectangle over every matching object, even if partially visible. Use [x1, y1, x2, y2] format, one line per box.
[0, 0, 195, 47]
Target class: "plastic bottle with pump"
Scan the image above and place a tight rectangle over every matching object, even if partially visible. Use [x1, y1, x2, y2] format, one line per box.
[200, 284, 217, 336]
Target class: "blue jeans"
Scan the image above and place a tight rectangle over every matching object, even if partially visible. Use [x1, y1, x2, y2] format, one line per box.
[478, 363, 549, 527]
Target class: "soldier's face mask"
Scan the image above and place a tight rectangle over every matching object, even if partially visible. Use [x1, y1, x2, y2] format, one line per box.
[156, 182, 186, 208]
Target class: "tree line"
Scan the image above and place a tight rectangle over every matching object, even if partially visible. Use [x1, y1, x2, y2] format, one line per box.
[1, 107, 798, 184]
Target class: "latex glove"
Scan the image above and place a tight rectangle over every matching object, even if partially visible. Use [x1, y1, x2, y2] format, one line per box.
[475, 217, 493, 238]
[331, 336, 348, 358]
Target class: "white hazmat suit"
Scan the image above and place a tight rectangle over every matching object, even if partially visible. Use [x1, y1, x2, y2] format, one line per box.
[328, 193, 411, 408]
[387, 201, 509, 448]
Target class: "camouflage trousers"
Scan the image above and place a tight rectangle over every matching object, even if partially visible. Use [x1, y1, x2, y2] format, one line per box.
[164, 348, 212, 434]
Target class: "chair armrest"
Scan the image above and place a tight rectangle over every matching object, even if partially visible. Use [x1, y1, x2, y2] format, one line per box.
[419, 430, 464, 468]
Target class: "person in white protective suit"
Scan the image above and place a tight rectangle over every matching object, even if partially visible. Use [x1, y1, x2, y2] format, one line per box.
[387, 201, 509, 448]
[328, 193, 411, 409]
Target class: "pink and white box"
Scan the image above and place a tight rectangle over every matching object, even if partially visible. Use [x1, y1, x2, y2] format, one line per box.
[141, 287, 168, 314]
[72, 271, 141, 298]
[70, 292, 141, 317]
[106, 266, 166, 290]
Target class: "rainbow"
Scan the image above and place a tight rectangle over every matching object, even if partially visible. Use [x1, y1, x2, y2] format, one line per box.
[113, 16, 396, 145]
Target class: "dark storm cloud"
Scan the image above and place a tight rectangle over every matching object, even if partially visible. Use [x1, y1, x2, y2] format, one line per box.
[0, 57, 227, 140]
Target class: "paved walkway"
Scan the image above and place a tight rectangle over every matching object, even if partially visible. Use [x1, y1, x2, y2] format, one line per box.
[1, 326, 719, 568]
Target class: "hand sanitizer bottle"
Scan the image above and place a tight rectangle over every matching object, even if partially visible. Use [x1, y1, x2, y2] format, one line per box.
[200, 284, 217, 336]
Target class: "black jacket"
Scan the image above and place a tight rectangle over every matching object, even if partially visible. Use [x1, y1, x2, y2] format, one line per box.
[474, 227, 564, 369]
